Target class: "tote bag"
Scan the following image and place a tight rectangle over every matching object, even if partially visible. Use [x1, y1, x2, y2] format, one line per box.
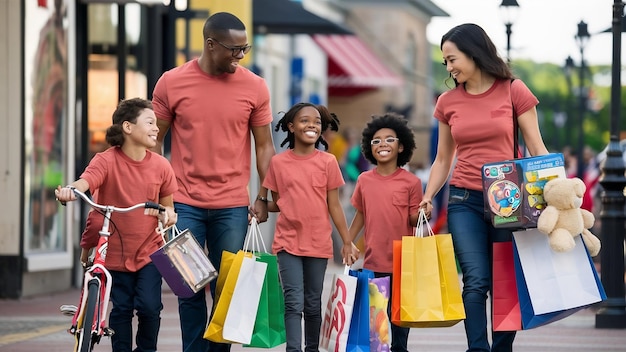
[346, 269, 374, 352]
[512, 229, 606, 329]
[320, 267, 358, 352]
[222, 218, 271, 344]
[491, 241, 522, 331]
[204, 250, 250, 343]
[369, 276, 391, 352]
[245, 219, 286, 348]
[395, 210, 465, 327]
[150, 225, 218, 298]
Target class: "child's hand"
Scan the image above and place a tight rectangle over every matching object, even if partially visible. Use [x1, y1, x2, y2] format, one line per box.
[341, 242, 360, 266]
[148, 206, 177, 229]
[80, 248, 92, 269]
[165, 207, 177, 227]
[55, 185, 76, 204]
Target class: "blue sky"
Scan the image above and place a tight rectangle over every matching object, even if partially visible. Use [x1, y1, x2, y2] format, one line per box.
[428, 0, 617, 66]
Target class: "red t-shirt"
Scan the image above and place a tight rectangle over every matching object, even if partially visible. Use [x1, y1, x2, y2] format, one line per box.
[80, 147, 177, 272]
[351, 168, 423, 273]
[152, 59, 273, 208]
[434, 79, 539, 191]
[263, 149, 345, 258]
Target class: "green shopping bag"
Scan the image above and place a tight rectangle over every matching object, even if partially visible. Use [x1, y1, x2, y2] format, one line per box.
[245, 218, 286, 348]
[245, 252, 286, 348]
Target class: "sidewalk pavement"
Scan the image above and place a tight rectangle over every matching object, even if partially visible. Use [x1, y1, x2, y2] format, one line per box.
[1, 261, 625, 352]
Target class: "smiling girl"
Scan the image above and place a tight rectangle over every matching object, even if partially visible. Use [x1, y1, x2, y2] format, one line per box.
[262, 102, 358, 352]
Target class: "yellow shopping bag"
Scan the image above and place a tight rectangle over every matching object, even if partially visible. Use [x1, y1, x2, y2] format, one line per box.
[399, 210, 465, 327]
[203, 250, 252, 343]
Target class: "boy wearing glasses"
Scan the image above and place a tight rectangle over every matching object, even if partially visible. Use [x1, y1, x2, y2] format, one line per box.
[348, 113, 423, 352]
[151, 11, 275, 352]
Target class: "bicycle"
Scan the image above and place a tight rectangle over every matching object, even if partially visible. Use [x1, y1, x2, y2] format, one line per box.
[58, 187, 165, 352]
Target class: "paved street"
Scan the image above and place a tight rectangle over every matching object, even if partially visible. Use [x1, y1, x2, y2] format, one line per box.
[1, 261, 625, 352]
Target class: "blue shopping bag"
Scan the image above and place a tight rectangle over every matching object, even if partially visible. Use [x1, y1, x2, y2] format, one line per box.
[512, 229, 606, 329]
[346, 268, 374, 352]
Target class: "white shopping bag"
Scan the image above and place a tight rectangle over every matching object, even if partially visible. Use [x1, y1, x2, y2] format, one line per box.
[319, 267, 358, 352]
[512, 228, 603, 315]
[222, 255, 268, 344]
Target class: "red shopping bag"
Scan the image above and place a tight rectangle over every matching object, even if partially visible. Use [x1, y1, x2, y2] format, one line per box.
[492, 241, 522, 331]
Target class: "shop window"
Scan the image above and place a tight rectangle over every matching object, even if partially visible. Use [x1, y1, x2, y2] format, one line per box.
[23, 0, 69, 252]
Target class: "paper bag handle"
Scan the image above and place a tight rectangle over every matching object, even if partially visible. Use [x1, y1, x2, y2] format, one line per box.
[243, 217, 268, 253]
[156, 223, 183, 245]
[414, 208, 435, 238]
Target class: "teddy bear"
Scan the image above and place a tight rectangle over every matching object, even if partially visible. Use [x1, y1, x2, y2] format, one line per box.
[536, 177, 601, 257]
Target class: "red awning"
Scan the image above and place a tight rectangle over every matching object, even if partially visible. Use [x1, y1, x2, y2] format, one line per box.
[313, 34, 403, 96]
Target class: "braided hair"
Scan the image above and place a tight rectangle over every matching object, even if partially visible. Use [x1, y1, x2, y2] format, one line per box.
[274, 102, 340, 150]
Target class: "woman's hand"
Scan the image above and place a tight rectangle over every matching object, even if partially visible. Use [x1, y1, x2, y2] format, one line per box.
[419, 198, 433, 219]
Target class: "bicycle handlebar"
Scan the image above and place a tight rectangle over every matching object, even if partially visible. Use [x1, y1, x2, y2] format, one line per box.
[68, 187, 165, 213]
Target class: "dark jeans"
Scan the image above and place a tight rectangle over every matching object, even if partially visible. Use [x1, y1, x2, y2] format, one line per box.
[374, 272, 409, 352]
[447, 186, 516, 352]
[174, 203, 249, 352]
[277, 251, 327, 352]
[109, 263, 163, 352]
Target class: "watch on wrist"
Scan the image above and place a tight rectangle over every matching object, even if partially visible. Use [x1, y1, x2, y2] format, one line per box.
[256, 195, 268, 203]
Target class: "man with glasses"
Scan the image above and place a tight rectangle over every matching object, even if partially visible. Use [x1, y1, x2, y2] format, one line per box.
[151, 12, 275, 352]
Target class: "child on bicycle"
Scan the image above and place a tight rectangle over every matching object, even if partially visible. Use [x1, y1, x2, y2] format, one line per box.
[261, 102, 359, 352]
[55, 97, 177, 352]
[347, 112, 423, 352]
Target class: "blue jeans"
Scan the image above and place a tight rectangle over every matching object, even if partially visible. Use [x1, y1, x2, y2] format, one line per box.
[277, 251, 327, 352]
[174, 203, 249, 352]
[447, 186, 516, 352]
[374, 272, 409, 352]
[109, 263, 163, 352]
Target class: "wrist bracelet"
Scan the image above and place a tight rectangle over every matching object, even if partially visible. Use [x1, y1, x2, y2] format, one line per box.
[256, 195, 268, 203]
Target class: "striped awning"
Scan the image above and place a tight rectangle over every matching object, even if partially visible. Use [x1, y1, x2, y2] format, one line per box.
[313, 34, 403, 96]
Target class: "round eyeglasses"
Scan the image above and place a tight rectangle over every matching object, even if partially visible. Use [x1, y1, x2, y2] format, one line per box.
[209, 38, 252, 57]
[371, 137, 399, 145]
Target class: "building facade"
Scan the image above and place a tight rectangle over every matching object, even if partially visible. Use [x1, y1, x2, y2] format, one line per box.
[0, 0, 445, 298]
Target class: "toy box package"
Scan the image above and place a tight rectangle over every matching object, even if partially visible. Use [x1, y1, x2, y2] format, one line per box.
[482, 153, 566, 229]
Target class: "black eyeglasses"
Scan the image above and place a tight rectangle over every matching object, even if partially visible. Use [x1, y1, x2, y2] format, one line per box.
[371, 137, 399, 145]
[209, 38, 252, 57]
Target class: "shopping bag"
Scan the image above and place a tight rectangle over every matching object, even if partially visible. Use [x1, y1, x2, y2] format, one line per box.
[491, 241, 522, 331]
[320, 267, 358, 352]
[368, 276, 391, 352]
[512, 229, 606, 329]
[390, 240, 403, 326]
[222, 255, 267, 344]
[150, 225, 218, 298]
[396, 210, 465, 327]
[204, 250, 251, 343]
[346, 269, 374, 352]
[245, 218, 286, 348]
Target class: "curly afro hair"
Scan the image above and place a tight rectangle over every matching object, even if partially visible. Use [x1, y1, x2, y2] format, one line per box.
[274, 102, 340, 150]
[360, 112, 416, 167]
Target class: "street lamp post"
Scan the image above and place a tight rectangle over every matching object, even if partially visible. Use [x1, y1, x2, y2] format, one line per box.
[595, 0, 626, 329]
[499, 0, 520, 64]
[575, 21, 590, 181]
[563, 56, 575, 148]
